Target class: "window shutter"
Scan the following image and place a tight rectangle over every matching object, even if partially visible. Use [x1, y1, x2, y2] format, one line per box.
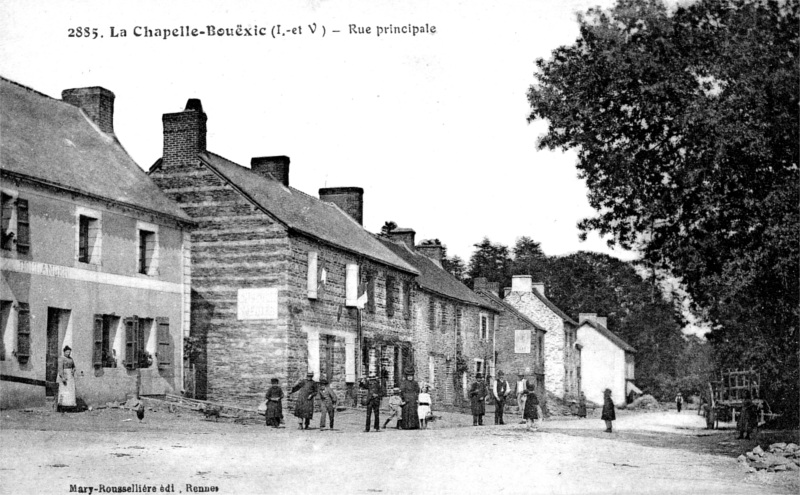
[307, 251, 318, 299]
[136, 318, 145, 367]
[428, 298, 435, 331]
[386, 277, 395, 317]
[16, 199, 29, 254]
[345, 264, 358, 306]
[17, 302, 30, 361]
[366, 273, 375, 313]
[403, 282, 411, 320]
[93, 314, 103, 367]
[156, 317, 171, 369]
[124, 317, 138, 369]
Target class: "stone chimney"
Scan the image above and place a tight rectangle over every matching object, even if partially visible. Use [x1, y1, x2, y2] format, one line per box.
[162, 98, 207, 165]
[511, 275, 533, 293]
[532, 282, 546, 296]
[416, 244, 444, 268]
[473, 277, 499, 296]
[387, 228, 415, 249]
[251, 156, 290, 186]
[319, 187, 364, 225]
[579, 313, 607, 327]
[62, 87, 115, 134]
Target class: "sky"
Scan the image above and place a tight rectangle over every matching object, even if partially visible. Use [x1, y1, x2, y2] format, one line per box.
[0, 0, 640, 265]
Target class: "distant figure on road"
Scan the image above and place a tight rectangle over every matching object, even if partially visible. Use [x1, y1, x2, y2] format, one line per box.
[701, 399, 716, 430]
[265, 378, 284, 428]
[399, 367, 420, 430]
[383, 388, 404, 429]
[675, 392, 683, 413]
[469, 372, 488, 426]
[316, 378, 338, 430]
[360, 372, 385, 432]
[737, 391, 758, 440]
[492, 370, 511, 425]
[290, 371, 317, 430]
[601, 388, 615, 433]
[522, 381, 541, 431]
[418, 385, 432, 429]
[577, 392, 587, 419]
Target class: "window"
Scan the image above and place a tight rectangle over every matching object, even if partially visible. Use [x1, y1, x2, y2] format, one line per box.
[456, 306, 462, 336]
[475, 359, 484, 376]
[441, 302, 448, 333]
[479, 313, 488, 340]
[0, 300, 11, 360]
[124, 316, 164, 369]
[345, 264, 358, 307]
[1, 193, 29, 254]
[138, 230, 155, 274]
[307, 251, 318, 299]
[538, 333, 544, 363]
[93, 315, 121, 368]
[156, 317, 171, 369]
[77, 209, 101, 264]
[386, 276, 395, 317]
[402, 281, 412, 320]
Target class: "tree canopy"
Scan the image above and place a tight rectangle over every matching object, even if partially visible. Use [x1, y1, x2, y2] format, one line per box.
[528, 0, 798, 416]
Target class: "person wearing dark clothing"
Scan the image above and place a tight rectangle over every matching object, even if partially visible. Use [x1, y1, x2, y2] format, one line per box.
[522, 381, 541, 431]
[316, 378, 338, 430]
[737, 391, 758, 439]
[601, 388, 615, 432]
[469, 373, 488, 426]
[675, 392, 683, 413]
[492, 370, 511, 425]
[265, 378, 284, 428]
[398, 368, 420, 430]
[360, 373, 385, 432]
[577, 392, 587, 418]
[290, 372, 317, 430]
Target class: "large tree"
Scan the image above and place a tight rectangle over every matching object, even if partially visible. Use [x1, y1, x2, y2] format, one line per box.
[528, 0, 799, 416]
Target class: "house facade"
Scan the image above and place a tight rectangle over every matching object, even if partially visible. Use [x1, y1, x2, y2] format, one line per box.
[576, 313, 636, 406]
[0, 78, 191, 409]
[379, 231, 498, 409]
[473, 278, 547, 407]
[504, 275, 580, 400]
[148, 99, 419, 407]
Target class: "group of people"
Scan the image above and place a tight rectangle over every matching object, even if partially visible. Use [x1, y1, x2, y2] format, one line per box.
[468, 370, 543, 431]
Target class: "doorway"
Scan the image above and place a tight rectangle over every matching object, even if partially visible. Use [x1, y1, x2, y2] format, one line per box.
[321, 335, 335, 384]
[46, 308, 60, 396]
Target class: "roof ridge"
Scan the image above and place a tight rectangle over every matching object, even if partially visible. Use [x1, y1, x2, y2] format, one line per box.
[0, 75, 60, 102]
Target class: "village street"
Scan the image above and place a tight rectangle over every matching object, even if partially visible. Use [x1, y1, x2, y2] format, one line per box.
[2, 406, 797, 495]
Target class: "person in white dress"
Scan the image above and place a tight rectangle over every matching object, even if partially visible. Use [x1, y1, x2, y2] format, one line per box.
[57, 346, 77, 412]
[417, 385, 432, 429]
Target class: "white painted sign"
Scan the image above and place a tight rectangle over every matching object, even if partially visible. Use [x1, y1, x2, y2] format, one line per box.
[515, 330, 531, 354]
[237, 287, 278, 320]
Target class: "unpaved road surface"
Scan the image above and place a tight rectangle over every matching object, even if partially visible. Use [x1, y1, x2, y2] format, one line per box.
[1, 405, 797, 494]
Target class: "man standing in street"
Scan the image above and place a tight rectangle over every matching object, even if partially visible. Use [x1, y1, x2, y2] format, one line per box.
[469, 372, 487, 426]
[493, 370, 511, 425]
[360, 371, 385, 432]
[515, 371, 527, 423]
[290, 371, 317, 430]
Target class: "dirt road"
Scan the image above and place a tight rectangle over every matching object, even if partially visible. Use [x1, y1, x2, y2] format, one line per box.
[1, 405, 797, 494]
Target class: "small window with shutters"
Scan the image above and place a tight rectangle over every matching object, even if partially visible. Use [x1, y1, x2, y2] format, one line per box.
[386, 276, 395, 317]
[124, 317, 140, 369]
[17, 302, 30, 363]
[93, 315, 120, 368]
[76, 207, 102, 265]
[156, 317, 171, 369]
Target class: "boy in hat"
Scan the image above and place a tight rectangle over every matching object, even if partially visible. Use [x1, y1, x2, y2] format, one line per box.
[360, 371, 385, 432]
[316, 378, 338, 430]
[469, 372, 488, 426]
[492, 370, 511, 425]
[265, 378, 284, 428]
[290, 371, 317, 430]
[383, 387, 404, 429]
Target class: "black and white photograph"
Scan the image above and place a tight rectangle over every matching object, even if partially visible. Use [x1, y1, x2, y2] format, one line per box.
[0, 0, 797, 493]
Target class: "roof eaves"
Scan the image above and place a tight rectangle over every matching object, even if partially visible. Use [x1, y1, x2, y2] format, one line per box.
[581, 320, 637, 353]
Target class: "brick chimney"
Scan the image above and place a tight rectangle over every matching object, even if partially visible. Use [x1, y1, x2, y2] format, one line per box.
[251, 156, 290, 186]
[319, 187, 364, 225]
[162, 98, 207, 165]
[387, 228, 415, 248]
[473, 277, 500, 296]
[511, 275, 533, 293]
[62, 87, 115, 134]
[416, 244, 444, 268]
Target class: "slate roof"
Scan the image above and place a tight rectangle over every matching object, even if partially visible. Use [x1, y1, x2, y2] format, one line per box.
[193, 152, 417, 275]
[0, 77, 189, 222]
[578, 319, 637, 353]
[378, 238, 493, 310]
[532, 290, 578, 326]
[475, 289, 546, 332]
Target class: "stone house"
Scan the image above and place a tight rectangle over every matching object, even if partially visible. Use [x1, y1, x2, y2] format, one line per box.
[504, 275, 580, 400]
[148, 98, 419, 407]
[379, 230, 498, 409]
[576, 313, 636, 406]
[473, 278, 547, 409]
[0, 77, 191, 408]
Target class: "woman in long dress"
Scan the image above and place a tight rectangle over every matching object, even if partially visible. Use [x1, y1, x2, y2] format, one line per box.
[399, 369, 420, 430]
[601, 388, 615, 432]
[522, 381, 541, 431]
[265, 378, 284, 428]
[57, 346, 77, 413]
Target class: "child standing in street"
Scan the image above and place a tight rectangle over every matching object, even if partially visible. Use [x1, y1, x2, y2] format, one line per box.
[602, 388, 616, 432]
[383, 388, 404, 429]
[418, 385, 432, 429]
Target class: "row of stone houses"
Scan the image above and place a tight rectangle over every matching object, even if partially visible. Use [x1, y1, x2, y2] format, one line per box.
[1, 77, 637, 410]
